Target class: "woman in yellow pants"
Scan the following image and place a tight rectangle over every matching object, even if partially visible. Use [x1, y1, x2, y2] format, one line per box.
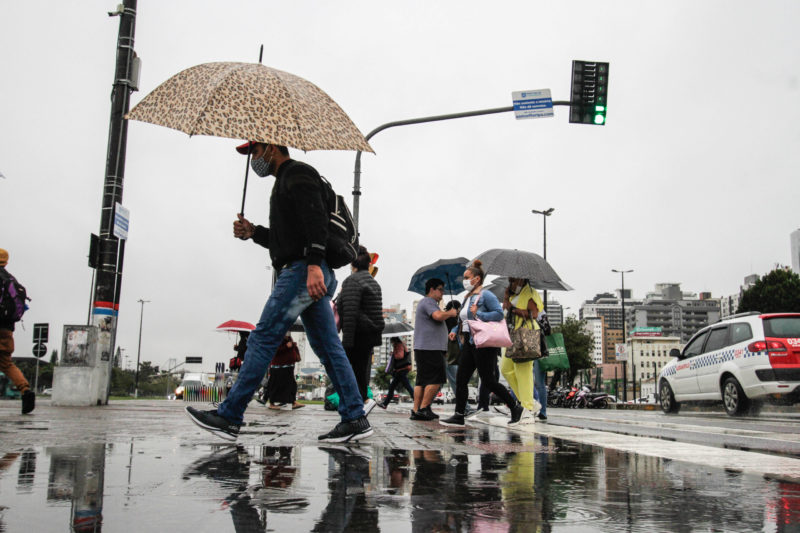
[500, 277, 543, 423]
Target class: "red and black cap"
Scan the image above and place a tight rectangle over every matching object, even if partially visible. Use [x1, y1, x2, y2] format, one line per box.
[235, 141, 261, 154]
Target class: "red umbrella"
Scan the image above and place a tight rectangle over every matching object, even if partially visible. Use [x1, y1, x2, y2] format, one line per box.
[216, 320, 256, 332]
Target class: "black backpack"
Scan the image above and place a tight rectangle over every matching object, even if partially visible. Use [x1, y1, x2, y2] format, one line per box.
[318, 176, 359, 269]
[0, 269, 29, 323]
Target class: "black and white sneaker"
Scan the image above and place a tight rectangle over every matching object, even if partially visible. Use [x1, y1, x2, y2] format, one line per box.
[508, 403, 525, 426]
[185, 406, 240, 441]
[439, 413, 465, 427]
[364, 399, 377, 417]
[318, 416, 373, 443]
[492, 405, 509, 416]
[419, 406, 439, 420]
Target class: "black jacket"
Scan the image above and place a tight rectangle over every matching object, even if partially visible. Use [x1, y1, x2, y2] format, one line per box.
[251, 160, 329, 269]
[338, 270, 385, 348]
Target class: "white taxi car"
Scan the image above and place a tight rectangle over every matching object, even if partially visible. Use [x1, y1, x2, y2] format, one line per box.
[658, 312, 800, 416]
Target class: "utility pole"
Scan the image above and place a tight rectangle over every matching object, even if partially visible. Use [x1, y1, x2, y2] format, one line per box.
[532, 208, 555, 310]
[134, 299, 149, 398]
[612, 269, 633, 402]
[91, 0, 138, 402]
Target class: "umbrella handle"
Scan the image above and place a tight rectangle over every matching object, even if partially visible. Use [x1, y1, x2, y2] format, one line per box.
[240, 151, 252, 216]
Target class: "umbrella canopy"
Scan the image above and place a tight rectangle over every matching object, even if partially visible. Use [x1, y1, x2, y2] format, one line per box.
[216, 320, 256, 332]
[126, 62, 373, 153]
[407, 257, 469, 297]
[471, 249, 573, 291]
[382, 321, 414, 338]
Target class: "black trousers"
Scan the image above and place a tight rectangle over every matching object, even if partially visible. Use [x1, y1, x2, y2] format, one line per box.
[265, 365, 297, 405]
[455, 342, 515, 414]
[345, 337, 374, 401]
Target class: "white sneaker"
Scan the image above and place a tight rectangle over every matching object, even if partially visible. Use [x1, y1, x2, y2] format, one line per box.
[519, 409, 536, 424]
[280, 403, 293, 411]
[532, 400, 542, 417]
[364, 399, 377, 417]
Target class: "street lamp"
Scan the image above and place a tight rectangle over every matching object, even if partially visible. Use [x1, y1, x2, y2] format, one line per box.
[531, 208, 555, 310]
[612, 269, 633, 402]
[134, 299, 150, 398]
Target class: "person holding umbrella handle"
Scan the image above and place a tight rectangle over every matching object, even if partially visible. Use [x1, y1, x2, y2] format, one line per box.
[186, 142, 371, 444]
[440, 261, 524, 427]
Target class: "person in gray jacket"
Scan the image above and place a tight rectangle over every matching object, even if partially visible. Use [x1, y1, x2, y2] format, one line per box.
[338, 246, 385, 415]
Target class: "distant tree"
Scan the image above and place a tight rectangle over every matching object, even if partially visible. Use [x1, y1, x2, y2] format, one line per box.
[737, 268, 800, 314]
[111, 367, 135, 395]
[50, 349, 58, 366]
[549, 316, 595, 388]
[373, 368, 391, 390]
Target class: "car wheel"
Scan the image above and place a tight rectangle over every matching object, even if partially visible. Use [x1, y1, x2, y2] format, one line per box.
[659, 381, 680, 414]
[722, 376, 750, 416]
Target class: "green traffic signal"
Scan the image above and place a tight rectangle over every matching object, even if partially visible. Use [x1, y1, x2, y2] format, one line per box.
[594, 105, 606, 125]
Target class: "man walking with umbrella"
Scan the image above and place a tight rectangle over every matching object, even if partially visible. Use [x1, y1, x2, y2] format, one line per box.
[185, 142, 371, 443]
[411, 278, 458, 421]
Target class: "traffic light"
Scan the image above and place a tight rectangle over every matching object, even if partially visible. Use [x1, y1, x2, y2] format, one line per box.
[569, 60, 609, 125]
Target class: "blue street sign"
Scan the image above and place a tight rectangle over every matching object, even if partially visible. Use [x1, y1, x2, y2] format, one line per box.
[512, 89, 554, 120]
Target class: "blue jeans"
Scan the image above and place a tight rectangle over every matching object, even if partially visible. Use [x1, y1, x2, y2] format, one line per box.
[534, 359, 547, 416]
[445, 363, 458, 393]
[217, 260, 364, 424]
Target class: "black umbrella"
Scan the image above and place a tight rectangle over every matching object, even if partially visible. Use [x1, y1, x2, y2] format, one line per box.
[471, 249, 572, 291]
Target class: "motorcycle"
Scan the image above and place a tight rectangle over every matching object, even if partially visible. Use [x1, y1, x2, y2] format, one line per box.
[574, 385, 611, 409]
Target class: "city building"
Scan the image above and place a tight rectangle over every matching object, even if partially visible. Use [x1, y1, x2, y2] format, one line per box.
[625, 329, 681, 399]
[629, 283, 720, 343]
[719, 274, 759, 318]
[603, 327, 623, 364]
[583, 316, 605, 366]
[580, 291, 642, 332]
[545, 300, 564, 327]
[792, 229, 800, 275]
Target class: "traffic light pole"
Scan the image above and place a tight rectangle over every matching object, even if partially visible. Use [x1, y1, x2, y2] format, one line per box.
[352, 102, 574, 229]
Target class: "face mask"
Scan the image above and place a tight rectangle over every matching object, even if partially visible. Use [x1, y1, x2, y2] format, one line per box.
[463, 278, 473, 291]
[250, 152, 273, 177]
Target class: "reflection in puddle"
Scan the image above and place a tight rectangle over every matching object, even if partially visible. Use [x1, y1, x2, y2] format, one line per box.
[1, 430, 799, 532]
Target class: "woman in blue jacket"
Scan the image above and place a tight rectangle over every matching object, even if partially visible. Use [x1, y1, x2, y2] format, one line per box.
[440, 260, 524, 427]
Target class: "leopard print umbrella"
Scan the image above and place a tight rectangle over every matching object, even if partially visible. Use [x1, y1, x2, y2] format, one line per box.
[126, 62, 373, 153]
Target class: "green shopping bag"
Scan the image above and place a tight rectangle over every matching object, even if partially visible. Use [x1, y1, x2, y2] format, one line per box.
[539, 333, 570, 372]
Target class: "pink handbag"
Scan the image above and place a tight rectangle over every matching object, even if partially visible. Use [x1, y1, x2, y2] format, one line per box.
[466, 293, 512, 349]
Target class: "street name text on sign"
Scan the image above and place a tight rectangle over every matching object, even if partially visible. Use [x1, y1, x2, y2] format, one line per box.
[114, 202, 130, 240]
[512, 89, 554, 120]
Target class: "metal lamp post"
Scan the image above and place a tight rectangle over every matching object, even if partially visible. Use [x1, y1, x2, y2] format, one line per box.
[134, 299, 150, 398]
[532, 208, 555, 310]
[612, 269, 633, 402]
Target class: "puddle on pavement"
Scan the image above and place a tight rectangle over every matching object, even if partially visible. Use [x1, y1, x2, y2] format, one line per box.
[1, 429, 799, 532]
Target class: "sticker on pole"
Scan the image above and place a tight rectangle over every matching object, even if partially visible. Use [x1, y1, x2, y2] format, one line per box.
[512, 89, 554, 120]
[114, 202, 130, 240]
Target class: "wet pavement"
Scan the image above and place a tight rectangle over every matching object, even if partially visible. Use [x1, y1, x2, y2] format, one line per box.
[2, 399, 800, 532]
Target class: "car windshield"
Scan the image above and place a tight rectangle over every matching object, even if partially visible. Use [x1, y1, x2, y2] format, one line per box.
[763, 317, 800, 338]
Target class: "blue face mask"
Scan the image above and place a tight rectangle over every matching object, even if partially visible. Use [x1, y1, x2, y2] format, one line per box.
[250, 151, 273, 177]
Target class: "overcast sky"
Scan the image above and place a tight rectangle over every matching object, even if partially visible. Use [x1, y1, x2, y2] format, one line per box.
[1, 1, 798, 372]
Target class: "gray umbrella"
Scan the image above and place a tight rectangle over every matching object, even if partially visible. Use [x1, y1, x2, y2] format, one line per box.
[382, 321, 414, 338]
[471, 249, 572, 291]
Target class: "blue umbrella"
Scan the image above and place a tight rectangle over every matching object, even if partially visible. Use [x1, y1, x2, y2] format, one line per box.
[407, 257, 469, 298]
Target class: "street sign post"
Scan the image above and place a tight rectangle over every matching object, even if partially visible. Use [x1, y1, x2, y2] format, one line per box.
[113, 202, 130, 240]
[185, 356, 202, 364]
[512, 89, 554, 120]
[32, 343, 47, 358]
[33, 323, 49, 344]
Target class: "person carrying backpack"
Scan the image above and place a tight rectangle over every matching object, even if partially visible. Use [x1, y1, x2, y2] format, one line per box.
[185, 142, 371, 443]
[0, 249, 35, 414]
